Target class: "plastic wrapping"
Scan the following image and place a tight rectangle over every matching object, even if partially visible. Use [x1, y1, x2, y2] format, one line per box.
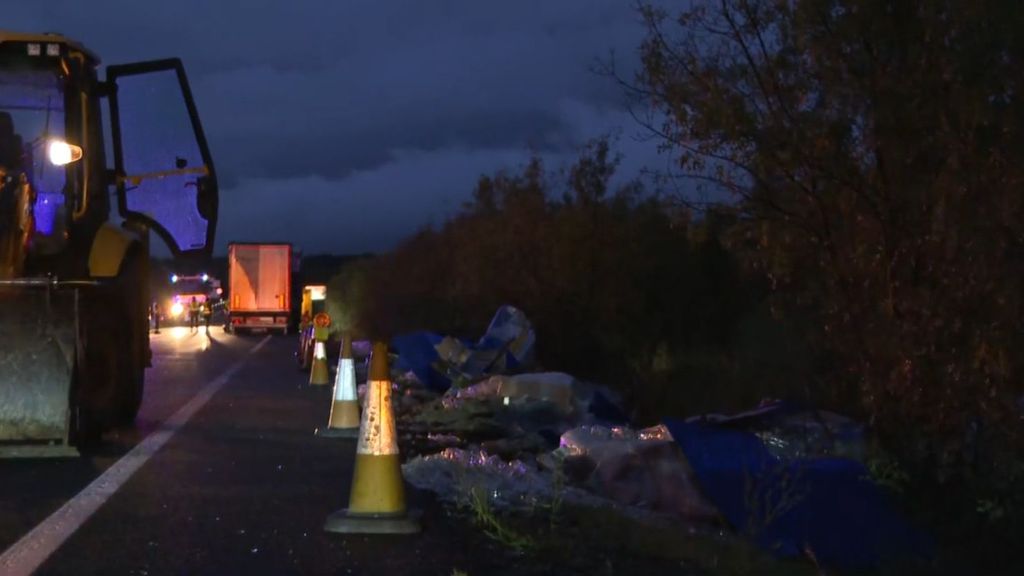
[559, 424, 673, 456]
[404, 448, 565, 510]
[552, 425, 720, 520]
[441, 377, 501, 409]
[402, 447, 664, 519]
[443, 372, 576, 411]
[755, 410, 864, 461]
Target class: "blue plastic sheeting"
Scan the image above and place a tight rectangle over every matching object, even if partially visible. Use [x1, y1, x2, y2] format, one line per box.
[663, 418, 931, 571]
[688, 400, 866, 461]
[390, 331, 449, 391]
[478, 305, 536, 370]
[477, 306, 522, 349]
[391, 306, 537, 392]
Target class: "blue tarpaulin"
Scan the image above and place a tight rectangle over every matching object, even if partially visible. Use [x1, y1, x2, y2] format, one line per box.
[663, 415, 931, 571]
[390, 306, 536, 392]
[391, 331, 449, 391]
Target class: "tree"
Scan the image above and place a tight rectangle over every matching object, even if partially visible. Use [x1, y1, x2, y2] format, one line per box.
[633, 0, 1024, 510]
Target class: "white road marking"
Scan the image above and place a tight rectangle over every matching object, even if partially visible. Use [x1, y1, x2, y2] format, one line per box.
[0, 335, 272, 576]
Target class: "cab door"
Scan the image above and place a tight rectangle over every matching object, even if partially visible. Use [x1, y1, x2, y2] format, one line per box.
[105, 58, 218, 256]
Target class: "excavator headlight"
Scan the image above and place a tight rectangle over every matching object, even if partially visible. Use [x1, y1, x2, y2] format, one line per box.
[47, 140, 83, 166]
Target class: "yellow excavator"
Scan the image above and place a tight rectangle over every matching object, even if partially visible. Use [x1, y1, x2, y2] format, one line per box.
[0, 31, 219, 456]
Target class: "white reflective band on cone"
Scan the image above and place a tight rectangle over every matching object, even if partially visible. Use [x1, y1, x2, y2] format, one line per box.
[356, 380, 398, 456]
[313, 341, 327, 359]
[334, 358, 357, 401]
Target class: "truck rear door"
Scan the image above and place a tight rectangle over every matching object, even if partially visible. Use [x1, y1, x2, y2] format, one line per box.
[105, 58, 218, 256]
[229, 245, 259, 311]
[257, 245, 290, 312]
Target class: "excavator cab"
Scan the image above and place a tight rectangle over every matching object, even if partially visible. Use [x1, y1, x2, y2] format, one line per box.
[0, 31, 219, 456]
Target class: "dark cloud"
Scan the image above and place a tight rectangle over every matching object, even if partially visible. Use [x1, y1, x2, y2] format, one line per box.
[7, 1, 669, 253]
[212, 104, 569, 187]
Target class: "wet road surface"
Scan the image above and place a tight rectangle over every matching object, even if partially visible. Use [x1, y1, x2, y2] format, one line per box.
[0, 327, 523, 576]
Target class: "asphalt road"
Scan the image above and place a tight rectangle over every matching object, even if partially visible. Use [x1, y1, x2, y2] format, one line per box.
[0, 327, 528, 576]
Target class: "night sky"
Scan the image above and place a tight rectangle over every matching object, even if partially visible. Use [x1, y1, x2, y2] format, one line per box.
[7, 1, 667, 255]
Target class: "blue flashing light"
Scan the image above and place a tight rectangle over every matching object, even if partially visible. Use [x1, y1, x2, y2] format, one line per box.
[32, 192, 64, 236]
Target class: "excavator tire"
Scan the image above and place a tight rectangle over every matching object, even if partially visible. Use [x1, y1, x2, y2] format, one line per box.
[74, 246, 147, 443]
[112, 247, 147, 425]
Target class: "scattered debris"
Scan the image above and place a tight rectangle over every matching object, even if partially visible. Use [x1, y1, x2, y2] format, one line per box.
[448, 372, 576, 413]
[545, 425, 719, 521]
[386, 305, 927, 572]
[665, 406, 932, 571]
[391, 305, 536, 392]
[685, 400, 866, 462]
[404, 447, 562, 511]
[402, 446, 687, 528]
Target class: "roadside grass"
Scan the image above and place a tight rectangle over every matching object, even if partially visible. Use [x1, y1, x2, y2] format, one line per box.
[465, 485, 537, 552]
[453, 460, 817, 576]
[459, 500, 818, 575]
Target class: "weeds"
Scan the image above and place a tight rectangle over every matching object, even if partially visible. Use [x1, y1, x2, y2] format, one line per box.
[976, 498, 1007, 522]
[547, 455, 566, 529]
[865, 453, 910, 495]
[526, 453, 566, 530]
[448, 450, 570, 554]
[466, 486, 536, 552]
[743, 461, 806, 541]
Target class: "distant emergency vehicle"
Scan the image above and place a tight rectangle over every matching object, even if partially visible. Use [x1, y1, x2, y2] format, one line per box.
[166, 273, 220, 323]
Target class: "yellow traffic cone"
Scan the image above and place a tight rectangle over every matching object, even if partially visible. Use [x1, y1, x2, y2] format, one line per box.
[309, 318, 331, 386]
[324, 341, 420, 534]
[309, 340, 330, 386]
[316, 332, 360, 438]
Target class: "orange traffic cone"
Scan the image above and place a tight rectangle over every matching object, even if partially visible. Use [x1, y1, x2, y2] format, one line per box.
[316, 332, 360, 438]
[309, 317, 331, 386]
[324, 341, 420, 534]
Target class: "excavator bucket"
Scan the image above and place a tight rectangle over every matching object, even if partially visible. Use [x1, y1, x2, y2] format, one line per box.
[0, 283, 79, 457]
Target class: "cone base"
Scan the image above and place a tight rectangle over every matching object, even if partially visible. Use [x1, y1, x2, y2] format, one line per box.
[326, 399, 360, 429]
[309, 364, 331, 386]
[315, 426, 359, 438]
[323, 508, 421, 534]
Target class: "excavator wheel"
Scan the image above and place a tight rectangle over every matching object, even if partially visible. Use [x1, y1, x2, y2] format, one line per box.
[74, 247, 147, 441]
[112, 247, 147, 425]
[68, 356, 102, 453]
